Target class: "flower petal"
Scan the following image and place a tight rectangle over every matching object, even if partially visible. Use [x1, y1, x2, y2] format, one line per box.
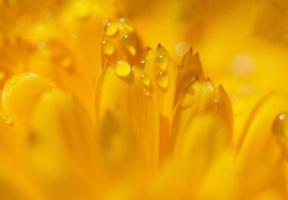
[2, 73, 55, 128]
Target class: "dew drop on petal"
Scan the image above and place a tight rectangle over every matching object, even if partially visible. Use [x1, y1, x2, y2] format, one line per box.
[104, 21, 118, 37]
[156, 54, 169, 72]
[157, 72, 169, 89]
[140, 60, 145, 68]
[123, 34, 137, 56]
[141, 73, 152, 97]
[119, 18, 134, 32]
[143, 88, 151, 97]
[273, 113, 288, 138]
[114, 60, 131, 78]
[180, 87, 195, 108]
[141, 73, 151, 87]
[102, 40, 115, 56]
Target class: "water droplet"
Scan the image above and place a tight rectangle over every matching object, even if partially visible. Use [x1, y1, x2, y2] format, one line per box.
[157, 72, 169, 89]
[140, 60, 145, 68]
[123, 34, 137, 56]
[156, 54, 169, 72]
[114, 60, 131, 78]
[140, 73, 152, 97]
[104, 21, 118, 37]
[180, 87, 195, 108]
[102, 40, 115, 56]
[1, 115, 13, 126]
[273, 113, 288, 138]
[143, 88, 151, 97]
[141, 73, 151, 87]
[119, 18, 134, 32]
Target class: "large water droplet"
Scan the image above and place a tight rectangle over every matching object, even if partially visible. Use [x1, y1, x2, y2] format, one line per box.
[114, 60, 131, 78]
[104, 21, 118, 37]
[156, 54, 169, 72]
[102, 40, 115, 56]
[123, 34, 137, 56]
[180, 87, 195, 109]
[273, 113, 288, 138]
[157, 72, 169, 89]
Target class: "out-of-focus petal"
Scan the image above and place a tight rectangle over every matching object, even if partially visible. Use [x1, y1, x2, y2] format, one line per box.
[148, 113, 230, 199]
[236, 93, 288, 199]
[97, 20, 160, 171]
[199, 151, 236, 200]
[96, 65, 159, 172]
[28, 88, 98, 199]
[172, 79, 233, 151]
[2, 73, 55, 128]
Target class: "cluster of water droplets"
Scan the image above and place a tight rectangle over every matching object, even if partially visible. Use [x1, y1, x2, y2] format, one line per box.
[155, 51, 170, 90]
[101, 18, 141, 80]
[100, 19, 219, 105]
[101, 19, 173, 97]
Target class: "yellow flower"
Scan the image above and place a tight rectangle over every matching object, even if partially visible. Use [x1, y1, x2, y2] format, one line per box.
[1, 0, 288, 200]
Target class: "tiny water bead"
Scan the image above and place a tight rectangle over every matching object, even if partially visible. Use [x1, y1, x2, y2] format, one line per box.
[102, 40, 115, 56]
[141, 73, 152, 97]
[104, 21, 118, 37]
[140, 60, 146, 68]
[272, 113, 288, 139]
[143, 88, 151, 97]
[141, 73, 151, 87]
[114, 60, 131, 78]
[156, 71, 169, 89]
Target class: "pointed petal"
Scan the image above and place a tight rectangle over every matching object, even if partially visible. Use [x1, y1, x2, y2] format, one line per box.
[28, 88, 98, 199]
[96, 65, 159, 171]
[237, 93, 288, 198]
[149, 113, 230, 199]
[172, 79, 233, 150]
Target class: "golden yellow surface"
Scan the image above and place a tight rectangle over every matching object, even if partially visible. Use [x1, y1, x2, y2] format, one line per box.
[0, 0, 288, 199]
